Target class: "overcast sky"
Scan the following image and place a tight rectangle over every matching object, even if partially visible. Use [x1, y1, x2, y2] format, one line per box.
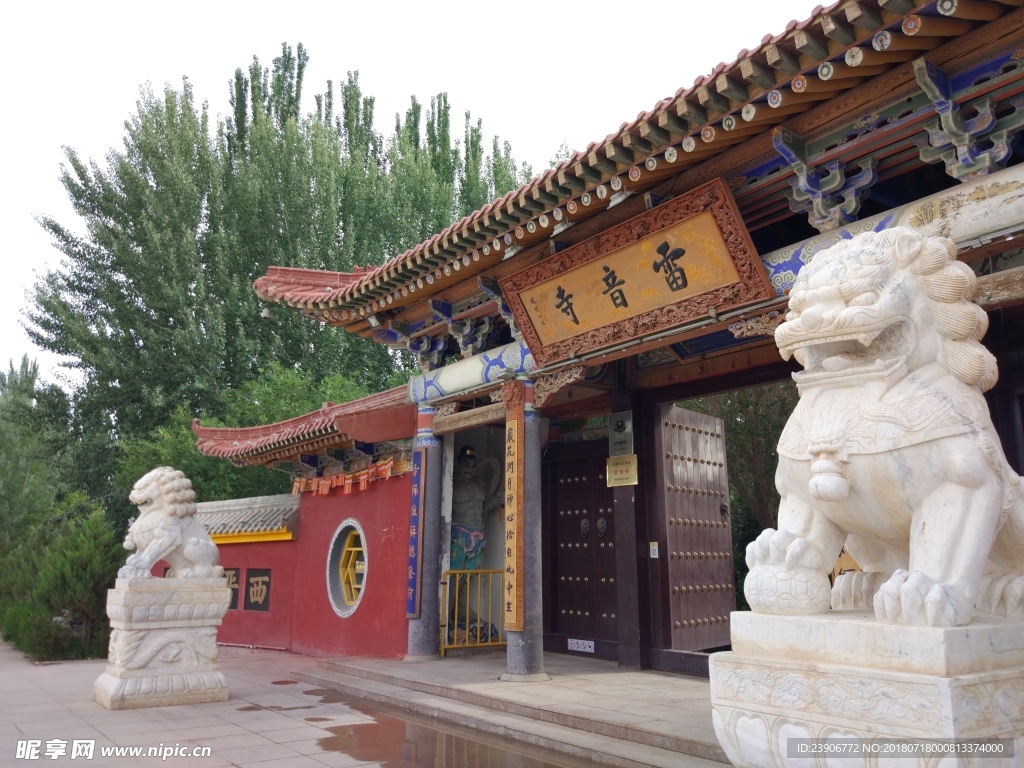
[3, 0, 817, 388]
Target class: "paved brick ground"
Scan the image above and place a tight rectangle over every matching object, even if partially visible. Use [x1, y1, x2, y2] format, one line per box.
[1, 644, 369, 767]
[0, 643, 722, 768]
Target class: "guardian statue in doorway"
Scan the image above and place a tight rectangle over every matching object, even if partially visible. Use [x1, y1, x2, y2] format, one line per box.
[450, 445, 502, 570]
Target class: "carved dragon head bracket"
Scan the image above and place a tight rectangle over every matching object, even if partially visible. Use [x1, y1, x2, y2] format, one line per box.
[914, 57, 1024, 181]
[773, 126, 877, 233]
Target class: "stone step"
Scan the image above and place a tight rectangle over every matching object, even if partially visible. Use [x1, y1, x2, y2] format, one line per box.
[294, 662, 728, 767]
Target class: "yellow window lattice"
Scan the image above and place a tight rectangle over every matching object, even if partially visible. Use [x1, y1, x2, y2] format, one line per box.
[339, 529, 365, 605]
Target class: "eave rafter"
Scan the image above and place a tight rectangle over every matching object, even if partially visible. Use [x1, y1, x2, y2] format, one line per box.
[253, 0, 1024, 343]
[193, 386, 412, 466]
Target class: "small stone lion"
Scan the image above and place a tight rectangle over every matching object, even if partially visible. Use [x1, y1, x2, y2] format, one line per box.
[746, 227, 1023, 627]
[119, 467, 223, 579]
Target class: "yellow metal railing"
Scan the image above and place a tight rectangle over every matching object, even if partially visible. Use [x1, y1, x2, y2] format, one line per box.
[440, 569, 506, 658]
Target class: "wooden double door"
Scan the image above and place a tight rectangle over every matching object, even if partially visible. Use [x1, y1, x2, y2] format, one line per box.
[550, 455, 619, 648]
[655, 404, 736, 651]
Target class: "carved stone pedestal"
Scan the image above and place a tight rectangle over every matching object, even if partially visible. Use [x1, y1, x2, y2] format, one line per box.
[94, 577, 231, 710]
[710, 612, 1024, 767]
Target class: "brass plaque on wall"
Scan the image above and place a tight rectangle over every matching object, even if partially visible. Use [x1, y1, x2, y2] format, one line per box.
[606, 454, 638, 487]
[498, 178, 772, 367]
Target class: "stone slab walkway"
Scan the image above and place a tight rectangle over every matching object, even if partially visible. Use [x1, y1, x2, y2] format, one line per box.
[0, 643, 356, 767]
[0, 642, 725, 768]
[294, 651, 727, 766]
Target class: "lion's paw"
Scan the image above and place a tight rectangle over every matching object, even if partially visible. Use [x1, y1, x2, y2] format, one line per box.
[832, 571, 888, 611]
[746, 528, 827, 570]
[873, 570, 971, 626]
[976, 573, 1024, 618]
[117, 565, 152, 579]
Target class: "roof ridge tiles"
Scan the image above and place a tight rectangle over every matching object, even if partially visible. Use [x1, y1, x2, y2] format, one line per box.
[252, 0, 933, 316]
[192, 385, 409, 445]
[263, 266, 361, 284]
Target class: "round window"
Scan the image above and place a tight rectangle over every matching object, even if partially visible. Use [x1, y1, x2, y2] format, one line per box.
[327, 518, 366, 617]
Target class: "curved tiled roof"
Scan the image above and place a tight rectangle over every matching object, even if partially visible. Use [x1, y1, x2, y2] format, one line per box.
[192, 386, 409, 465]
[250, 0, 998, 322]
[195, 494, 299, 536]
[253, 266, 367, 309]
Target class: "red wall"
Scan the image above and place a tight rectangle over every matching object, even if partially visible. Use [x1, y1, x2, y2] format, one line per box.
[289, 473, 412, 658]
[217, 540, 297, 650]
[154, 541, 298, 650]
[153, 472, 412, 656]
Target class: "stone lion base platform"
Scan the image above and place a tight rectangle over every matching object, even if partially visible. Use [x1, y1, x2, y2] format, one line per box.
[94, 577, 231, 710]
[710, 611, 1024, 768]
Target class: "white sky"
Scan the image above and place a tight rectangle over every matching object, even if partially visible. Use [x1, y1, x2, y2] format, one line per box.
[2, 0, 818, 388]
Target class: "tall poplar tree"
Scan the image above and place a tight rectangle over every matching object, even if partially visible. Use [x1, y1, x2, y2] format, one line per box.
[28, 43, 533, 518]
[0, 358, 55, 534]
[29, 82, 225, 438]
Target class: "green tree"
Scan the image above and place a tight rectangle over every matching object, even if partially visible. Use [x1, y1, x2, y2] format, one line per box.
[458, 112, 530, 218]
[548, 141, 575, 168]
[0, 522, 66, 660]
[28, 48, 402, 450]
[458, 112, 487, 217]
[116, 364, 368, 504]
[385, 98, 457, 257]
[219, 60, 398, 390]
[426, 94, 459, 190]
[0, 493, 115, 660]
[35, 504, 123, 655]
[0, 357, 57, 534]
[29, 81, 226, 439]
[29, 43, 530, 522]
[487, 136, 531, 202]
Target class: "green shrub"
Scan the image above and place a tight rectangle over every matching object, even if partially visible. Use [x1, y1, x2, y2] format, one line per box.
[0, 501, 121, 660]
[35, 509, 122, 655]
[1, 603, 64, 660]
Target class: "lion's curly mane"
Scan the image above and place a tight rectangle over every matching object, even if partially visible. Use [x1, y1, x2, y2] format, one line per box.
[134, 466, 197, 519]
[791, 228, 998, 391]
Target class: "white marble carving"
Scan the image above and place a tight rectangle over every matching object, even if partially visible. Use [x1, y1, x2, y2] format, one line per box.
[710, 613, 1024, 768]
[746, 228, 1023, 627]
[95, 468, 230, 709]
[119, 467, 224, 579]
[715, 228, 1024, 767]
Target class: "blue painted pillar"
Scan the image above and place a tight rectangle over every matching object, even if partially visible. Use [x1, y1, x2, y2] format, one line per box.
[502, 381, 549, 681]
[406, 406, 443, 657]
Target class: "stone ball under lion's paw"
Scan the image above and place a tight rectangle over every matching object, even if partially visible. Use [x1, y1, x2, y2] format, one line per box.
[744, 563, 831, 614]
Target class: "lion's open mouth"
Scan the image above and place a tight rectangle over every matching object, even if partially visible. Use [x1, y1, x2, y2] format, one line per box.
[780, 318, 912, 384]
[130, 493, 153, 509]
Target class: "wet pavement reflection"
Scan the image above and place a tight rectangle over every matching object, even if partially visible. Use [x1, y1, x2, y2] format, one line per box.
[294, 686, 586, 768]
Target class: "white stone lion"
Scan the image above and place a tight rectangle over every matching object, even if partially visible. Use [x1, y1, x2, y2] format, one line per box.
[746, 227, 1023, 627]
[119, 467, 223, 579]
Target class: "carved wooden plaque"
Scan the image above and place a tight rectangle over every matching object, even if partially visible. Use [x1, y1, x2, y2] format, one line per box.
[499, 178, 772, 367]
[405, 450, 424, 618]
[502, 381, 525, 632]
